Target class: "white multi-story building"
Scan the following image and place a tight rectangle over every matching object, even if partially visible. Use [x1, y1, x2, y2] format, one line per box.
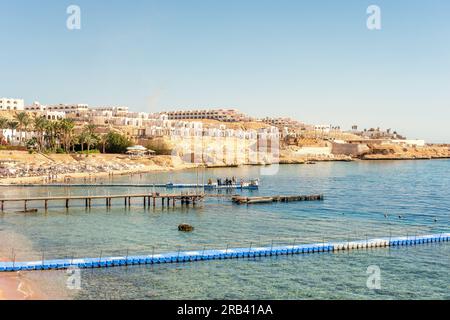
[121, 117, 144, 127]
[45, 110, 66, 120]
[93, 106, 129, 116]
[46, 103, 89, 114]
[0, 98, 25, 111]
[25, 101, 47, 111]
[162, 109, 252, 122]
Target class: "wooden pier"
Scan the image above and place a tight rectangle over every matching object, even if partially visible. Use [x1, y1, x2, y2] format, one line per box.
[231, 194, 324, 205]
[0, 193, 206, 211]
[0, 193, 324, 211]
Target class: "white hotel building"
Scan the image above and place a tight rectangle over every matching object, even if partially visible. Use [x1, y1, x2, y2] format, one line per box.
[0, 98, 25, 111]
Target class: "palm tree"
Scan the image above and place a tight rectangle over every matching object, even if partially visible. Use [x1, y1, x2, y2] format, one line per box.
[81, 123, 98, 156]
[85, 134, 98, 154]
[99, 133, 108, 153]
[7, 121, 18, 145]
[0, 117, 8, 143]
[85, 123, 97, 136]
[78, 131, 88, 153]
[45, 120, 60, 152]
[0, 117, 7, 129]
[59, 119, 75, 153]
[70, 134, 78, 153]
[22, 115, 31, 142]
[14, 112, 30, 146]
[33, 116, 48, 151]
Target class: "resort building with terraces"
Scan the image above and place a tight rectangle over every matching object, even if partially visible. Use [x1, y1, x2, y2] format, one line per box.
[160, 109, 252, 122]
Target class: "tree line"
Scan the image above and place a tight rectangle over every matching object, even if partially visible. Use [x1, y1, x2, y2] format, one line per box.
[0, 112, 132, 154]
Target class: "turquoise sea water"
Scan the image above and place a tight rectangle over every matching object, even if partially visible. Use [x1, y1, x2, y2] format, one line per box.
[0, 160, 449, 299]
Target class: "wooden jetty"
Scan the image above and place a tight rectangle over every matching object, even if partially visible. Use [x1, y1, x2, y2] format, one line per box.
[0, 193, 206, 211]
[0, 193, 324, 211]
[231, 194, 324, 205]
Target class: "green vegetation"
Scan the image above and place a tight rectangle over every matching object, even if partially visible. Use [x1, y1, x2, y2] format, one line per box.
[0, 112, 133, 155]
[104, 132, 133, 154]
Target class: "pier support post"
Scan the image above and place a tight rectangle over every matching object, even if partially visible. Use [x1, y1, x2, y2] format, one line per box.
[124, 197, 127, 207]
[153, 196, 156, 207]
[88, 199, 92, 208]
[1, 200, 4, 211]
[66, 199, 69, 208]
[85, 199, 88, 208]
[143, 197, 146, 208]
[24, 200, 27, 211]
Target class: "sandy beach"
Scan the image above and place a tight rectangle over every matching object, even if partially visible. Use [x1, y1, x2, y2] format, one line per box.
[0, 151, 200, 185]
[0, 272, 46, 300]
[0, 230, 50, 300]
[0, 165, 196, 185]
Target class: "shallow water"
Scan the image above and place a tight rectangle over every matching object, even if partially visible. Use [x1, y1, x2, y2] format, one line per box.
[0, 160, 449, 299]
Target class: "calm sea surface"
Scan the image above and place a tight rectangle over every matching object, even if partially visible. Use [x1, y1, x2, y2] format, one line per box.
[0, 160, 449, 299]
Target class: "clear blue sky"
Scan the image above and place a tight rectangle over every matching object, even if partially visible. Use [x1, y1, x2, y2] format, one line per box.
[1, 0, 449, 142]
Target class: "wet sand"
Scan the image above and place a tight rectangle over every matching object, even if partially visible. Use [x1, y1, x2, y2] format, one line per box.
[0, 272, 46, 300]
[0, 230, 69, 300]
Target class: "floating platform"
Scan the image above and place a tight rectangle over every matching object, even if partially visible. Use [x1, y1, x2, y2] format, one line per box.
[232, 194, 323, 204]
[0, 233, 448, 273]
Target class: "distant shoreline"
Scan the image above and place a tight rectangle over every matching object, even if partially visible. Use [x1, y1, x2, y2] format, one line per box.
[1, 156, 450, 186]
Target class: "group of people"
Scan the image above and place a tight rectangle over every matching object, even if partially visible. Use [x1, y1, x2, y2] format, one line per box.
[207, 176, 239, 186]
[218, 177, 237, 186]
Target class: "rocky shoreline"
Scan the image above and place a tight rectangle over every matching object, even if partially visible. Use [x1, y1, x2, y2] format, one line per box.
[279, 143, 450, 164]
